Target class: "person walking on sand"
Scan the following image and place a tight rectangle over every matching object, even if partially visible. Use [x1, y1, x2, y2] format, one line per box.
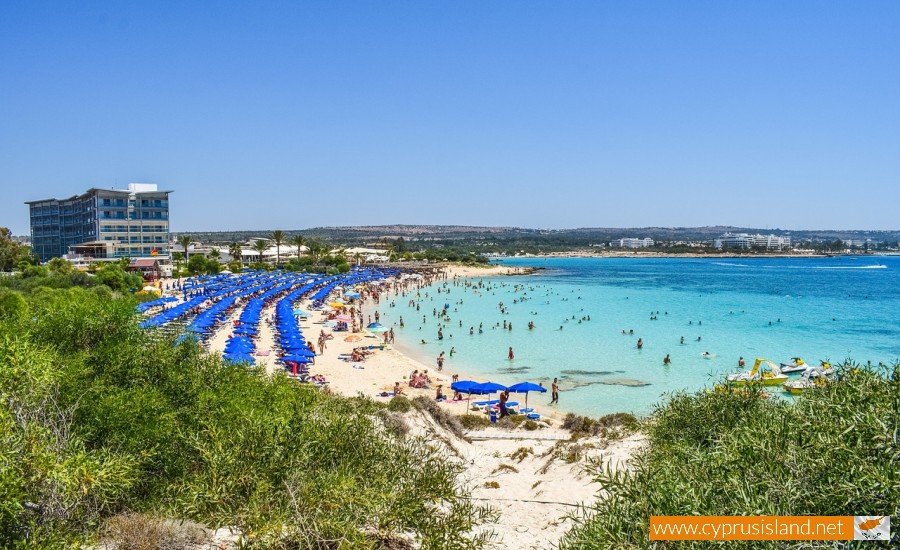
[550, 378, 559, 404]
[508, 346, 514, 360]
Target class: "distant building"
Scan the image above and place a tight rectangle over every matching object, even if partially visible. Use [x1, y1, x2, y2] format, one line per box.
[715, 233, 791, 251]
[26, 183, 172, 262]
[610, 238, 655, 249]
[842, 239, 875, 249]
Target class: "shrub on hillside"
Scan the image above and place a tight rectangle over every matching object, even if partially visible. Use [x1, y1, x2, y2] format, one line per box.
[560, 362, 900, 548]
[387, 395, 412, 413]
[411, 396, 466, 439]
[0, 287, 493, 548]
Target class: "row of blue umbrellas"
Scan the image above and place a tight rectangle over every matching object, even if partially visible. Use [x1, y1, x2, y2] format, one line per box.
[450, 380, 547, 410]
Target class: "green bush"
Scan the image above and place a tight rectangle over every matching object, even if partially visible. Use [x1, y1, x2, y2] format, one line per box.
[387, 395, 412, 413]
[459, 414, 492, 430]
[0, 287, 494, 548]
[560, 362, 900, 548]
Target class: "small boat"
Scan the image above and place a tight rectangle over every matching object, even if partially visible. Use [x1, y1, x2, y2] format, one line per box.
[783, 366, 829, 395]
[727, 358, 789, 387]
[780, 357, 808, 373]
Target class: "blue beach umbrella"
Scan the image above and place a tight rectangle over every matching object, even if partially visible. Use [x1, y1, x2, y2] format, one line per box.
[473, 381, 507, 394]
[450, 380, 486, 394]
[507, 381, 547, 408]
[450, 380, 488, 414]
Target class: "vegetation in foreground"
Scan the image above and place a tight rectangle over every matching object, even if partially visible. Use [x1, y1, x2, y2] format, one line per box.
[560, 364, 899, 549]
[0, 288, 493, 548]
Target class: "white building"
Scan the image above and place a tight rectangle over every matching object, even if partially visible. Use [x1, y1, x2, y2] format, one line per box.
[610, 238, 655, 249]
[715, 233, 791, 251]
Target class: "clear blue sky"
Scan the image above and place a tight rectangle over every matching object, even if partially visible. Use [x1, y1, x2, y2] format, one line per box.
[2, 1, 898, 234]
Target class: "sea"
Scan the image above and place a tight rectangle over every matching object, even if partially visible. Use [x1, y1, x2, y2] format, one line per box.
[384, 256, 900, 418]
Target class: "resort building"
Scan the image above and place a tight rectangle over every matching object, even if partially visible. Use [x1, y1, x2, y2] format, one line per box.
[609, 238, 655, 249]
[26, 183, 172, 262]
[714, 233, 791, 251]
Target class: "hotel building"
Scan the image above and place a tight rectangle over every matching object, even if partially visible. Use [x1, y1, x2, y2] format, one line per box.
[26, 183, 172, 262]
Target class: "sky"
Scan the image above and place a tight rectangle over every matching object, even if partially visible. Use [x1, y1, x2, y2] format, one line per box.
[1, 1, 898, 234]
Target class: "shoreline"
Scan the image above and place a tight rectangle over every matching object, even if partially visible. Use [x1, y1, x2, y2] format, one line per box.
[294, 263, 572, 425]
[183, 265, 644, 549]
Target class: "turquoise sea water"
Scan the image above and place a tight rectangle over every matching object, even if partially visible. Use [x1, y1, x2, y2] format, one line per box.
[384, 256, 900, 417]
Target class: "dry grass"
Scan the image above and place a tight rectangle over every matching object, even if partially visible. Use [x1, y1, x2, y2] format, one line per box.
[101, 513, 209, 550]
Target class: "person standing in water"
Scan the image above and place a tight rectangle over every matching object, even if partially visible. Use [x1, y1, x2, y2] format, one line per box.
[508, 346, 514, 360]
[550, 378, 559, 404]
[637, 338, 643, 350]
[663, 354, 671, 365]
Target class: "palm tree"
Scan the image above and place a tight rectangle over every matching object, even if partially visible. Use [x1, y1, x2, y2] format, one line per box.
[290, 234, 306, 261]
[228, 242, 243, 265]
[209, 248, 221, 263]
[252, 239, 269, 265]
[271, 230, 285, 265]
[177, 235, 192, 262]
[307, 240, 326, 264]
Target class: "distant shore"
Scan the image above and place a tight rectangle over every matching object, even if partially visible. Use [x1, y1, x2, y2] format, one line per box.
[489, 250, 900, 259]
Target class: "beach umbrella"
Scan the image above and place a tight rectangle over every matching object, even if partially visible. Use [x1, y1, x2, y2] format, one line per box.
[507, 381, 547, 408]
[473, 381, 507, 394]
[344, 291, 361, 299]
[367, 322, 388, 334]
[450, 380, 488, 414]
[335, 314, 352, 321]
[344, 335, 362, 342]
[292, 308, 309, 317]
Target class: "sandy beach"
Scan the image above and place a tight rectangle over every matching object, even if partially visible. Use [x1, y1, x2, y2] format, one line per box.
[196, 263, 643, 548]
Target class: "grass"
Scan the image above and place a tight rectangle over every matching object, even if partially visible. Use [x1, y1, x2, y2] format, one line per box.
[492, 464, 519, 474]
[458, 414, 492, 430]
[562, 412, 639, 440]
[509, 447, 533, 462]
[559, 361, 900, 549]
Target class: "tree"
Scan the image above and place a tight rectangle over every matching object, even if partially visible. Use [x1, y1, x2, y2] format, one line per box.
[95, 263, 142, 292]
[290, 235, 305, 262]
[271, 230, 285, 266]
[306, 239, 326, 264]
[47, 257, 75, 275]
[209, 248, 221, 262]
[177, 235, 192, 263]
[187, 255, 208, 276]
[252, 239, 269, 265]
[0, 227, 29, 272]
[228, 242, 243, 265]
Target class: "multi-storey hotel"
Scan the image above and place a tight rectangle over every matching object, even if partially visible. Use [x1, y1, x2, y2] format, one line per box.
[714, 232, 791, 251]
[26, 183, 172, 262]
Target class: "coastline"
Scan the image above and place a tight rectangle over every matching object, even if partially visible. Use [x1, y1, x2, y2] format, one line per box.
[199, 262, 639, 549]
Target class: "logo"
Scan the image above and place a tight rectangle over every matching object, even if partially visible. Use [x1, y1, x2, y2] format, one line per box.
[854, 516, 890, 541]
